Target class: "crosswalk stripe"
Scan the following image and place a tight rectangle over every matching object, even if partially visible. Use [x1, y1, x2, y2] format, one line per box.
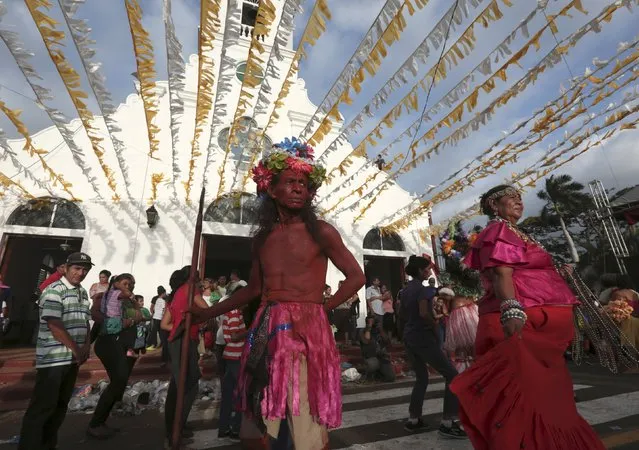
[189, 380, 447, 422]
[579, 391, 639, 425]
[344, 383, 593, 405]
[343, 385, 440, 404]
[189, 382, 592, 420]
[340, 384, 592, 430]
[188, 384, 594, 449]
[337, 389, 639, 450]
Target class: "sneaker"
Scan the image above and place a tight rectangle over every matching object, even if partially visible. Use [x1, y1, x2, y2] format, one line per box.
[86, 425, 117, 440]
[438, 421, 467, 439]
[404, 418, 427, 432]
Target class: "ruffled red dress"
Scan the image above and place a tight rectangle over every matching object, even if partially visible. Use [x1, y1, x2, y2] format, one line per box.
[450, 221, 605, 450]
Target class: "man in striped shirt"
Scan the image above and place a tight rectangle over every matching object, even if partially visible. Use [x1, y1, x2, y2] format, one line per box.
[19, 252, 93, 450]
[218, 304, 247, 439]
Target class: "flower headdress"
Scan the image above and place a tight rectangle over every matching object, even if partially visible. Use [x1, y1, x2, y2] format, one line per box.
[251, 137, 327, 194]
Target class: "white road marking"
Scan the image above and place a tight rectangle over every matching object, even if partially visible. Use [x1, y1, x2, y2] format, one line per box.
[188, 384, 594, 449]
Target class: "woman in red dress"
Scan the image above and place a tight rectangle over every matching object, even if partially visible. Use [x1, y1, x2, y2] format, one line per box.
[450, 184, 606, 450]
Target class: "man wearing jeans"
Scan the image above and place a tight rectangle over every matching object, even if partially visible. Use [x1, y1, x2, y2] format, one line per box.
[18, 252, 93, 450]
[400, 255, 466, 439]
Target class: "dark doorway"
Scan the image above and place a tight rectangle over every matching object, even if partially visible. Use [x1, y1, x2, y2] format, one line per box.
[0, 234, 83, 347]
[363, 256, 405, 299]
[202, 235, 253, 281]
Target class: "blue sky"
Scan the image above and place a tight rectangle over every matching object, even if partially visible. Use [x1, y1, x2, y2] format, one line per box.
[0, 0, 638, 227]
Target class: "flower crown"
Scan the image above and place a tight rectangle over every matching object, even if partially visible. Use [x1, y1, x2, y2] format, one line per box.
[251, 137, 327, 194]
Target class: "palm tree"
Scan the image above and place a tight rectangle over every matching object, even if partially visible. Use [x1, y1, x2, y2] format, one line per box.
[537, 174, 592, 263]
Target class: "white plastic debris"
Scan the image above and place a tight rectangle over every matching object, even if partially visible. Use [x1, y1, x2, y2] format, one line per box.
[66, 378, 221, 415]
[341, 368, 361, 382]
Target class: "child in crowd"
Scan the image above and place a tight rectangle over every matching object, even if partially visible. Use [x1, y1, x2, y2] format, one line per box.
[218, 287, 248, 439]
[123, 294, 151, 358]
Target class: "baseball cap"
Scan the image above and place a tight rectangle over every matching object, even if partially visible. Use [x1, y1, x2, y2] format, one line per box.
[66, 252, 94, 267]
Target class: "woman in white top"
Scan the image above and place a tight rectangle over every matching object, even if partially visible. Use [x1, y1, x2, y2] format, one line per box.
[366, 277, 385, 336]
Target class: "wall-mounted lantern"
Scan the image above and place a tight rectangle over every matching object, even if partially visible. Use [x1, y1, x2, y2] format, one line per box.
[146, 205, 159, 228]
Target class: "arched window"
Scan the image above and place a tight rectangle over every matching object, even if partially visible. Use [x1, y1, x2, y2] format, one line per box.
[217, 117, 272, 171]
[235, 62, 264, 84]
[6, 197, 85, 230]
[363, 228, 405, 251]
[204, 193, 259, 225]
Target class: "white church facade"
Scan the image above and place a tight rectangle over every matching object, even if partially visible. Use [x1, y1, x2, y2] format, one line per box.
[0, 0, 433, 343]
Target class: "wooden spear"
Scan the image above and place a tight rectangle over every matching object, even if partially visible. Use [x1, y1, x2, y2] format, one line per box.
[172, 187, 205, 449]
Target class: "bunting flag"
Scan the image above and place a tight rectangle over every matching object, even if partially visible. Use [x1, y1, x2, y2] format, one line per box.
[216, 0, 279, 197]
[201, 0, 243, 191]
[302, 0, 434, 148]
[183, 0, 223, 203]
[0, 100, 77, 201]
[0, 169, 34, 200]
[228, 0, 304, 193]
[407, 0, 589, 159]
[328, 0, 549, 179]
[163, 0, 186, 200]
[385, 41, 639, 222]
[377, 47, 639, 229]
[401, 80, 639, 230]
[252, 0, 307, 119]
[321, 152, 404, 215]
[303, 0, 477, 149]
[382, 89, 639, 235]
[316, 145, 393, 209]
[25, 0, 120, 201]
[0, 6, 104, 200]
[238, 0, 332, 193]
[318, 0, 525, 172]
[348, 0, 588, 212]
[0, 129, 53, 196]
[260, 0, 331, 132]
[0, 0, 634, 214]
[428, 111, 639, 234]
[149, 172, 166, 203]
[345, 0, 621, 221]
[124, 0, 161, 161]
[59, 0, 133, 201]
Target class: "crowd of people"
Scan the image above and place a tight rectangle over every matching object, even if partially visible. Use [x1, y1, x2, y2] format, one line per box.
[12, 134, 637, 450]
[15, 251, 260, 449]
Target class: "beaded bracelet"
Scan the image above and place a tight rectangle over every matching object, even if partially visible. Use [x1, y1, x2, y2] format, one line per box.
[500, 298, 523, 313]
[500, 308, 527, 325]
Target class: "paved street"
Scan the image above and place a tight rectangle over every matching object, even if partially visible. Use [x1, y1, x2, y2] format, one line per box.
[0, 362, 637, 449]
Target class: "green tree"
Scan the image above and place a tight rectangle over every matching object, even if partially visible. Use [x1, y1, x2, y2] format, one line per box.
[536, 174, 592, 263]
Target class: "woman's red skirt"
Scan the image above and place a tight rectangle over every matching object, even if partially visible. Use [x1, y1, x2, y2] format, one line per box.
[450, 306, 605, 450]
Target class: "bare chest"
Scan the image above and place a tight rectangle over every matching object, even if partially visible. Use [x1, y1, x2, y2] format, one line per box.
[260, 226, 325, 274]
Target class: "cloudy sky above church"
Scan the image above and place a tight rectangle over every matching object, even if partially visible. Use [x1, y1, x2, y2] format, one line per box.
[0, 0, 637, 225]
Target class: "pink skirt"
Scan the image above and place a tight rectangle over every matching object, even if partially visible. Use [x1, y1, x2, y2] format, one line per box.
[236, 302, 342, 429]
[444, 303, 479, 355]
